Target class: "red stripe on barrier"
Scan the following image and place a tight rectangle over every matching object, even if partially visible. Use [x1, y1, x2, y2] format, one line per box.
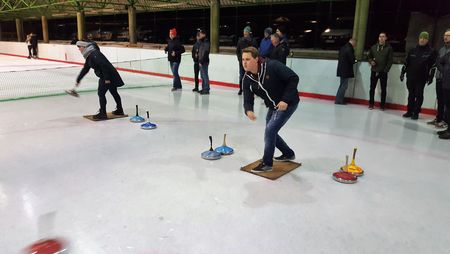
[0, 52, 437, 115]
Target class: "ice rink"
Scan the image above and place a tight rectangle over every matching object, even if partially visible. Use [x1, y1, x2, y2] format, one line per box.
[1, 56, 450, 253]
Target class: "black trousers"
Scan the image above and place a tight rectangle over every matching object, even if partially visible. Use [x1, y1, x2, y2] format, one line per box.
[369, 71, 388, 107]
[194, 62, 200, 88]
[444, 88, 450, 126]
[406, 78, 426, 114]
[239, 61, 245, 92]
[27, 45, 32, 57]
[32, 45, 37, 57]
[436, 80, 445, 122]
[98, 80, 122, 112]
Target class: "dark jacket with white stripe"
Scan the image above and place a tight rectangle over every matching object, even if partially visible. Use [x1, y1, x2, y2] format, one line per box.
[243, 59, 299, 114]
[76, 50, 124, 87]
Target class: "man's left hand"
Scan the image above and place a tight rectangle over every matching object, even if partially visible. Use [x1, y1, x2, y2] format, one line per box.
[105, 80, 111, 84]
[277, 101, 288, 111]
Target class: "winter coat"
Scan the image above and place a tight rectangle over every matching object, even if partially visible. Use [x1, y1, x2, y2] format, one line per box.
[165, 37, 185, 63]
[367, 43, 393, 73]
[76, 49, 124, 87]
[435, 44, 450, 81]
[438, 52, 450, 89]
[192, 40, 200, 63]
[403, 44, 437, 82]
[198, 38, 210, 64]
[269, 40, 290, 65]
[259, 37, 274, 58]
[243, 59, 299, 113]
[236, 36, 258, 62]
[337, 42, 356, 78]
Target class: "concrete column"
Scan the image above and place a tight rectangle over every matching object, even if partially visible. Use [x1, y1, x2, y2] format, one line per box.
[355, 0, 370, 60]
[352, 0, 361, 40]
[41, 16, 49, 43]
[76, 11, 85, 40]
[128, 5, 137, 44]
[15, 18, 24, 42]
[210, 0, 220, 53]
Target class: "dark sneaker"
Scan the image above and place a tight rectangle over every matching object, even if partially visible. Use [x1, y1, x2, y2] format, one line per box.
[437, 129, 448, 135]
[438, 131, 450, 140]
[411, 113, 419, 120]
[251, 163, 273, 173]
[274, 154, 296, 162]
[368, 104, 374, 110]
[403, 112, 413, 118]
[199, 90, 210, 95]
[380, 106, 385, 111]
[238, 90, 243, 95]
[192, 87, 199, 92]
[435, 121, 447, 129]
[112, 108, 124, 115]
[171, 87, 181, 92]
[427, 119, 437, 125]
[93, 111, 108, 120]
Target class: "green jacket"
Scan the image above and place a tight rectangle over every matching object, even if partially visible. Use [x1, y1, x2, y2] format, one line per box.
[367, 43, 394, 73]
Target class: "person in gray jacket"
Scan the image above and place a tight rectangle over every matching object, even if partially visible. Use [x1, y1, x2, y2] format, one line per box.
[197, 29, 210, 95]
[428, 29, 450, 129]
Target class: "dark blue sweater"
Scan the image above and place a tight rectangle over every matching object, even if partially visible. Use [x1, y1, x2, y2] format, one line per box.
[243, 60, 299, 113]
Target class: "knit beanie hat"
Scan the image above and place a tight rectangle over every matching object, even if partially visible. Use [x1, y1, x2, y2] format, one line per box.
[419, 31, 429, 40]
[243, 26, 252, 34]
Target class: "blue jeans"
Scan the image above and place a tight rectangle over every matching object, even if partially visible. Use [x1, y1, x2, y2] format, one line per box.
[200, 63, 210, 91]
[335, 77, 349, 104]
[263, 102, 299, 166]
[170, 61, 182, 88]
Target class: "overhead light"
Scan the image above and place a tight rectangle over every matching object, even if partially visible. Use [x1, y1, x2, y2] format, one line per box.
[304, 29, 312, 33]
[309, 20, 318, 23]
[324, 28, 331, 33]
[52, 13, 69, 17]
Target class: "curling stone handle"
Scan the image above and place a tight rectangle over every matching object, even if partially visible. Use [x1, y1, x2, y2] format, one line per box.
[352, 148, 357, 161]
[345, 155, 349, 166]
[135, 105, 139, 116]
[209, 136, 213, 151]
[223, 134, 227, 146]
[146, 111, 149, 119]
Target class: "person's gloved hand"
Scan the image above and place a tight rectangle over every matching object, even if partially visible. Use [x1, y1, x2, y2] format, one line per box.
[400, 73, 405, 82]
[427, 76, 434, 85]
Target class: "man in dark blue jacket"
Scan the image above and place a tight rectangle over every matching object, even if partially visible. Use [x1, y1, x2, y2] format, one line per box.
[242, 47, 300, 173]
[165, 28, 185, 91]
[197, 29, 211, 95]
[259, 27, 273, 58]
[335, 38, 356, 104]
[400, 32, 437, 120]
[76, 41, 124, 120]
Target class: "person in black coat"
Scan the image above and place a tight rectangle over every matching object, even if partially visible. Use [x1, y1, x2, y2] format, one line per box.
[192, 32, 201, 92]
[197, 29, 211, 95]
[269, 33, 290, 65]
[242, 47, 300, 173]
[165, 28, 185, 91]
[335, 38, 357, 104]
[30, 32, 38, 58]
[236, 26, 257, 95]
[437, 51, 450, 139]
[75, 41, 124, 120]
[401, 32, 437, 120]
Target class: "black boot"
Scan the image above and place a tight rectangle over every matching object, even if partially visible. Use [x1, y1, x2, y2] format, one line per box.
[192, 86, 199, 92]
[438, 130, 450, 140]
[403, 112, 413, 118]
[112, 107, 124, 115]
[93, 110, 108, 120]
[238, 90, 243, 95]
[411, 113, 419, 120]
[437, 129, 448, 135]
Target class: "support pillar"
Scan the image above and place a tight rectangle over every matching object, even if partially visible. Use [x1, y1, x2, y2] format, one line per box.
[41, 16, 49, 43]
[210, 0, 220, 53]
[128, 5, 137, 44]
[15, 18, 24, 42]
[76, 11, 85, 40]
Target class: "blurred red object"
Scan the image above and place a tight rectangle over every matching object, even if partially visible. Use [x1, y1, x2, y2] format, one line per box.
[24, 238, 67, 254]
